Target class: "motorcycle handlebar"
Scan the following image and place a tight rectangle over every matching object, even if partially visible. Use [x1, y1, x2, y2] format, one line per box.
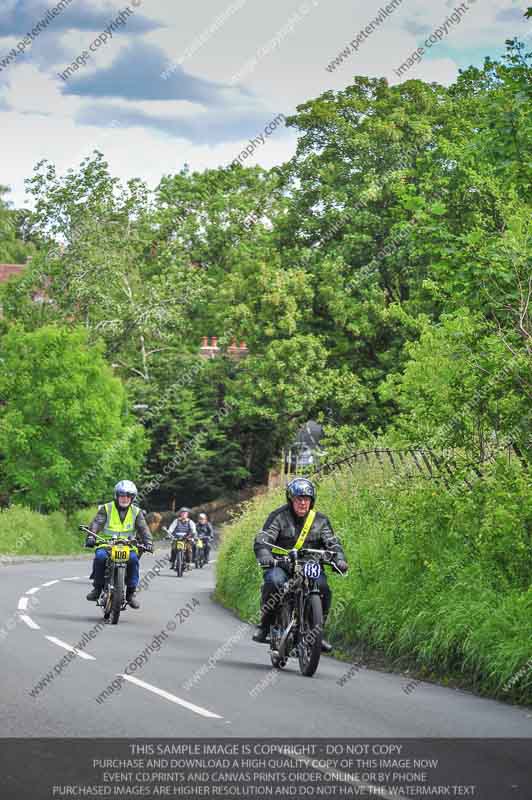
[79, 526, 149, 551]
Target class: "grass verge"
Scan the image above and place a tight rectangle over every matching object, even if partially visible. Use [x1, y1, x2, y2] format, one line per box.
[215, 457, 532, 705]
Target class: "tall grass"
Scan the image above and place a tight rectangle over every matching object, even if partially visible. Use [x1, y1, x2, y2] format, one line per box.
[0, 505, 97, 557]
[216, 458, 532, 705]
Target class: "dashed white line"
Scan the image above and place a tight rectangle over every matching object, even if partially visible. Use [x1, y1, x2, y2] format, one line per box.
[18, 597, 29, 611]
[20, 614, 40, 630]
[119, 674, 223, 719]
[26, 587, 40, 595]
[62, 576, 82, 581]
[45, 635, 96, 660]
[42, 580, 60, 587]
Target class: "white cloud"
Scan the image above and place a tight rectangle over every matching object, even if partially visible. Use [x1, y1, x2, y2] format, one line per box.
[1, 0, 528, 208]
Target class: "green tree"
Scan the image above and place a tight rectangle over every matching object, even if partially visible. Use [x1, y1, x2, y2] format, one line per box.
[0, 185, 35, 263]
[0, 325, 147, 511]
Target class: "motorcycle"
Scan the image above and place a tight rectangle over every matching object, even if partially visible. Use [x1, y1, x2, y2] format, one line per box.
[163, 528, 185, 577]
[195, 538, 206, 569]
[261, 545, 345, 677]
[80, 526, 147, 624]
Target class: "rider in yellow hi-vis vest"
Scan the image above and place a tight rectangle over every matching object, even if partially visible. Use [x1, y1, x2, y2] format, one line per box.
[253, 477, 348, 652]
[85, 480, 153, 609]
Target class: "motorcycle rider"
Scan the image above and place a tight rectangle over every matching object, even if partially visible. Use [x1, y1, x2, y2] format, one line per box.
[253, 477, 348, 652]
[85, 480, 153, 609]
[196, 512, 214, 564]
[167, 507, 197, 568]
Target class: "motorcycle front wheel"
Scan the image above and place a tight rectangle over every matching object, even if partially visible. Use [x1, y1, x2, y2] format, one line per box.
[176, 549, 183, 577]
[298, 593, 323, 677]
[110, 567, 125, 625]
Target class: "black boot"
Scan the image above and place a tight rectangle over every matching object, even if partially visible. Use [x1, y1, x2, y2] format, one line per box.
[252, 624, 270, 644]
[126, 587, 140, 609]
[86, 585, 102, 601]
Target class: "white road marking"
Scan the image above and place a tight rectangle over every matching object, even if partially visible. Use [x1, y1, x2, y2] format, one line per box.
[119, 674, 223, 719]
[26, 587, 40, 595]
[62, 576, 82, 581]
[18, 597, 28, 611]
[42, 580, 60, 587]
[45, 635, 96, 660]
[20, 615, 40, 630]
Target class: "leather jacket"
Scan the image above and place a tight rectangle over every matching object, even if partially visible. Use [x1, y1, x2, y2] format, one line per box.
[254, 503, 345, 563]
[196, 522, 214, 541]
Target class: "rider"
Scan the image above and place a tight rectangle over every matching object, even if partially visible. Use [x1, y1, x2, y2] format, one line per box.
[196, 512, 214, 563]
[85, 480, 153, 609]
[167, 507, 197, 567]
[252, 477, 348, 652]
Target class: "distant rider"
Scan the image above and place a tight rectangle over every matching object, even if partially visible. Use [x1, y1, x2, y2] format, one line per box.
[168, 507, 197, 567]
[196, 512, 214, 564]
[252, 477, 348, 652]
[85, 480, 153, 609]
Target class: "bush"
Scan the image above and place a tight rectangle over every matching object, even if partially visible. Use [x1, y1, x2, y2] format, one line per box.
[216, 457, 532, 704]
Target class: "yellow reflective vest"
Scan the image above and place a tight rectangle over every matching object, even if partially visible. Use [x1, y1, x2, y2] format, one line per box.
[102, 501, 140, 539]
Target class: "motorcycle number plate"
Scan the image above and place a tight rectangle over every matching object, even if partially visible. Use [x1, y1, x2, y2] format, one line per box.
[175, 541, 185, 549]
[111, 545, 130, 562]
[304, 561, 321, 579]
[197, 541, 203, 548]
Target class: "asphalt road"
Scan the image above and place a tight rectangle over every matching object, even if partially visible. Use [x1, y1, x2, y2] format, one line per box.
[0, 548, 530, 797]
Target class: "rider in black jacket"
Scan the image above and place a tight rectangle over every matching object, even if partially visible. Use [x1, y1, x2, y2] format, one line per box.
[196, 513, 214, 563]
[253, 477, 348, 652]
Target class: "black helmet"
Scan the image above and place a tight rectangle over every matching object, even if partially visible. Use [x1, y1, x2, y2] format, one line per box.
[286, 477, 316, 508]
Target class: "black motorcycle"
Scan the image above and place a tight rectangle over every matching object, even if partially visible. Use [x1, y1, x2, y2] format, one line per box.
[195, 537, 207, 569]
[163, 528, 186, 577]
[261, 545, 344, 677]
[80, 526, 146, 624]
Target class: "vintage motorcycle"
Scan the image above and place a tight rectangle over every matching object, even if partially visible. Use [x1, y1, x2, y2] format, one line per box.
[80, 525, 147, 624]
[195, 538, 206, 569]
[261, 545, 345, 677]
[163, 528, 186, 577]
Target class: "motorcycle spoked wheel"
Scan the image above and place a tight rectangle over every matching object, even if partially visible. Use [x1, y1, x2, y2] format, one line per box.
[110, 568, 125, 625]
[102, 588, 112, 621]
[297, 593, 323, 677]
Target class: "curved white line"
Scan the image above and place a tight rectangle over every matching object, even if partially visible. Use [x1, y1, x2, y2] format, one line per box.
[45, 635, 95, 660]
[20, 614, 40, 630]
[42, 580, 60, 587]
[26, 587, 40, 595]
[119, 674, 223, 719]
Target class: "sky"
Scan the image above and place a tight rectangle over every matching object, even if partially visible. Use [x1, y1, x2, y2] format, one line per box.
[0, 0, 529, 208]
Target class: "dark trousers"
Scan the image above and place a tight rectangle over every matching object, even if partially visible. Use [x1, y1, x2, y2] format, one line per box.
[260, 566, 331, 625]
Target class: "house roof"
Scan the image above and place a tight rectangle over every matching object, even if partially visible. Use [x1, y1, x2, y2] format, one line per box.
[0, 264, 25, 283]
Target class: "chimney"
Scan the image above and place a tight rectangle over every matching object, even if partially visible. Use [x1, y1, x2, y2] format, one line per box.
[201, 336, 208, 348]
[211, 336, 218, 348]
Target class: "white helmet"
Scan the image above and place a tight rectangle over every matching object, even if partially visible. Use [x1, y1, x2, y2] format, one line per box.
[114, 480, 138, 500]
